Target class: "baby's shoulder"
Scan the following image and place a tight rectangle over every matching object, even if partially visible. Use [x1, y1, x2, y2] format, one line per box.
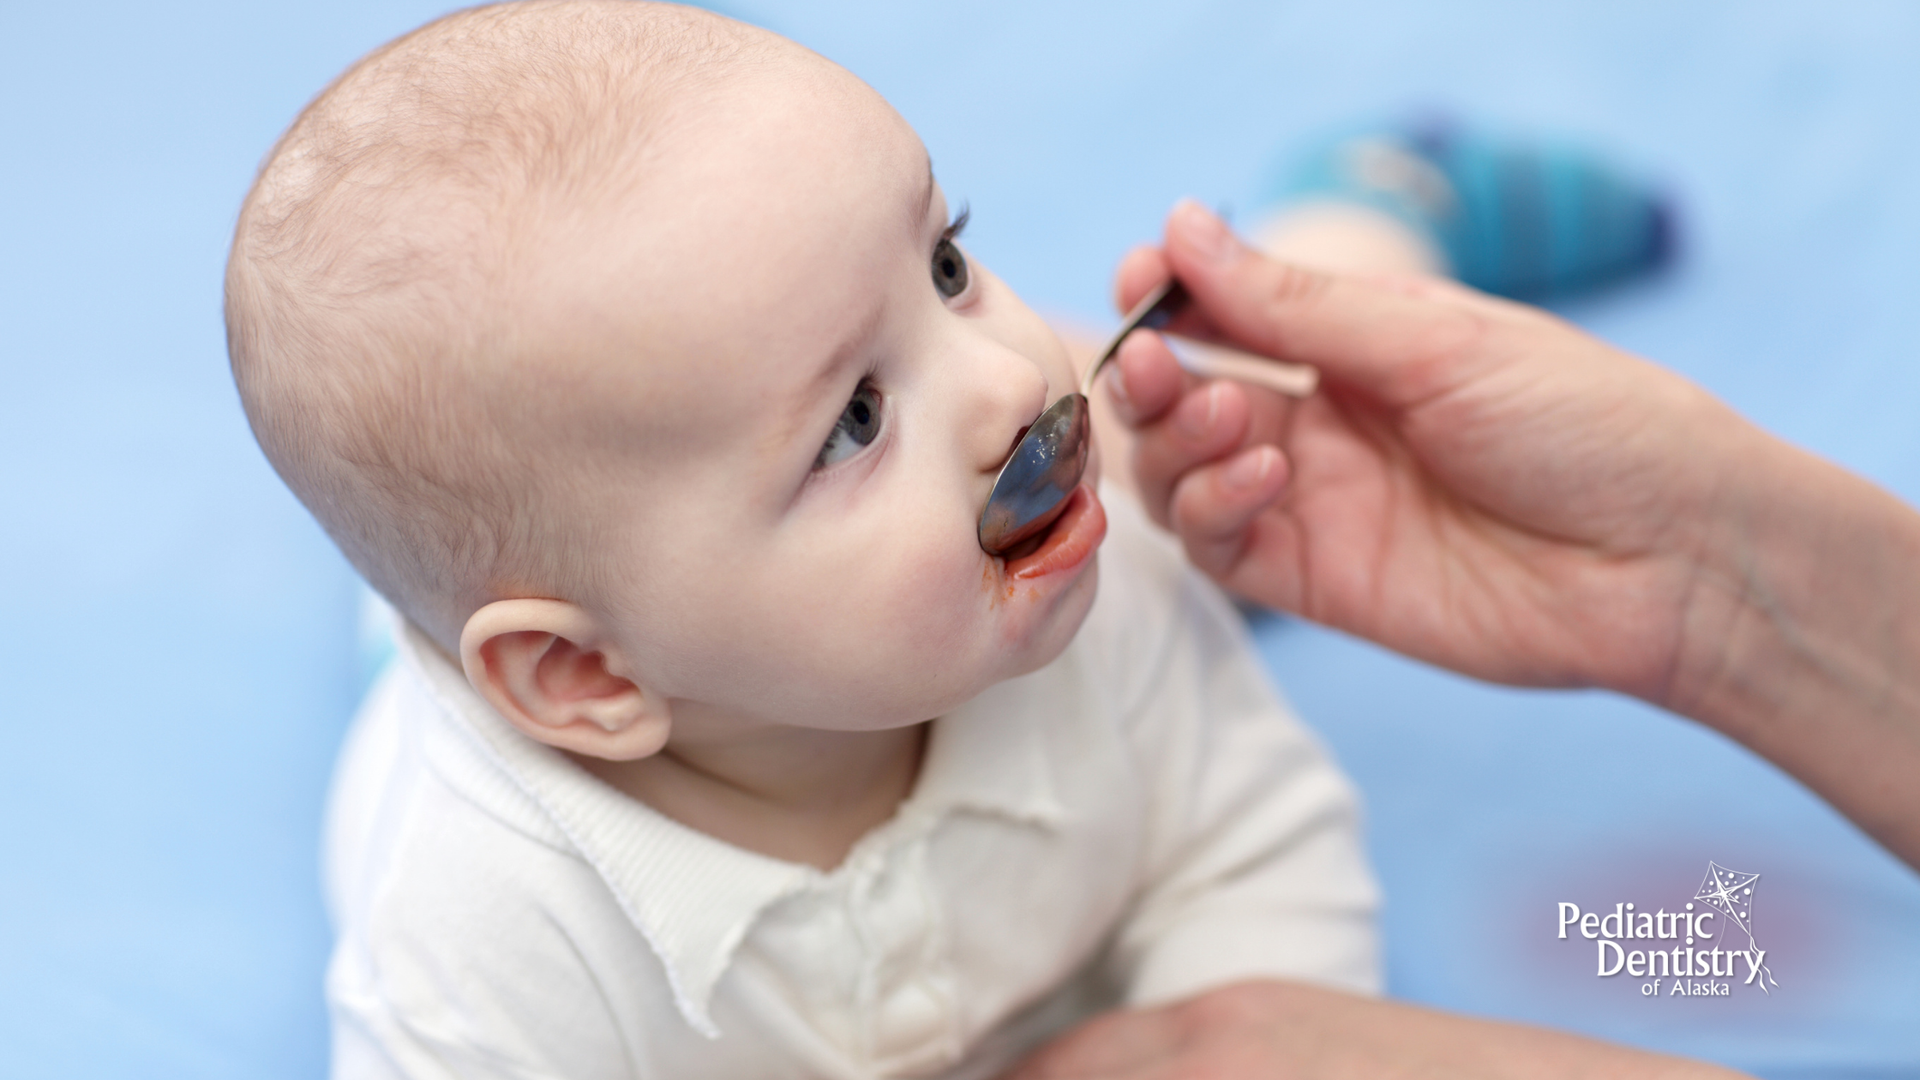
[325, 647, 603, 925]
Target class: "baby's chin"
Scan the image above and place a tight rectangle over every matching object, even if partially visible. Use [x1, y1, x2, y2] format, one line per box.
[988, 479, 1107, 658]
[822, 557, 1103, 734]
[1012, 552, 1101, 672]
[874, 564, 1100, 732]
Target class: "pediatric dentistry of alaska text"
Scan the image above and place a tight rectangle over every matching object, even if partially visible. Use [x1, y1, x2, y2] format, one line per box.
[1556, 901, 1765, 994]
[1554, 861, 1779, 998]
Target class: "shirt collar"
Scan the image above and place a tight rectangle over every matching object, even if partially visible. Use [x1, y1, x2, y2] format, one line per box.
[397, 620, 1064, 1038]
[908, 667, 1066, 831]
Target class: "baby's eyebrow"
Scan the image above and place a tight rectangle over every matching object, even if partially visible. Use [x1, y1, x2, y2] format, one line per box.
[774, 296, 887, 456]
[912, 158, 936, 234]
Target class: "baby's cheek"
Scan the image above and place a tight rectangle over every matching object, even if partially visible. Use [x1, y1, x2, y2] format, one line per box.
[899, 543, 996, 652]
[1038, 328, 1078, 393]
[798, 529, 969, 639]
[1001, 297, 1075, 389]
[799, 561, 1001, 728]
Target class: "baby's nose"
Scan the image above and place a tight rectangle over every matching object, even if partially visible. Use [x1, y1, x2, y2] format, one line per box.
[965, 346, 1053, 475]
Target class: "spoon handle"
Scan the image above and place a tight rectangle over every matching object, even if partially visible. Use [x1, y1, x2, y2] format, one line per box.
[1078, 279, 1188, 397]
[1170, 338, 1319, 398]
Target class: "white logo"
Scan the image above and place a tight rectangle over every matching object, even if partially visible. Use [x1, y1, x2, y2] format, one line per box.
[1555, 861, 1780, 998]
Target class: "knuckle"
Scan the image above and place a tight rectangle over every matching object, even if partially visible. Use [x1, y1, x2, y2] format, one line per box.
[1396, 305, 1490, 398]
[1250, 262, 1337, 353]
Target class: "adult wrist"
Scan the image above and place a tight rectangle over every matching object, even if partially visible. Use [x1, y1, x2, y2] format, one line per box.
[1657, 418, 1920, 862]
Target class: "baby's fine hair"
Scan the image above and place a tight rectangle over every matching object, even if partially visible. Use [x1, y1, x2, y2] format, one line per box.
[226, 0, 772, 647]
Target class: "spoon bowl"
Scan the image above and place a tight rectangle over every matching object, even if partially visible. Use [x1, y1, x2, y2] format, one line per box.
[976, 392, 1091, 554]
[977, 280, 1188, 555]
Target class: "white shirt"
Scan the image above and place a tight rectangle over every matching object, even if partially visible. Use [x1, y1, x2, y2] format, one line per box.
[324, 493, 1380, 1080]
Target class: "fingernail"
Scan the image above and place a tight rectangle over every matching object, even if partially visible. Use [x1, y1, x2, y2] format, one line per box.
[1222, 446, 1275, 491]
[1174, 382, 1223, 440]
[1174, 198, 1237, 264]
[1102, 364, 1136, 423]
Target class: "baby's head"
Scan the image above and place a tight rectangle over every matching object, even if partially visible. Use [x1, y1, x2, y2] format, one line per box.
[228, 0, 1106, 760]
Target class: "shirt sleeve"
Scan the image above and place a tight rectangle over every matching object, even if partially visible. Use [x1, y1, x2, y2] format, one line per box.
[1102, 532, 1382, 1007]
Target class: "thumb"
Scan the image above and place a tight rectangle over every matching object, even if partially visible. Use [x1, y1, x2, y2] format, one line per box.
[1162, 199, 1488, 410]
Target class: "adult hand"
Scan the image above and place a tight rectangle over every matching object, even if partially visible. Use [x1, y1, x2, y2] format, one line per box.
[1107, 200, 1920, 868]
[1108, 200, 1756, 707]
[999, 980, 1746, 1080]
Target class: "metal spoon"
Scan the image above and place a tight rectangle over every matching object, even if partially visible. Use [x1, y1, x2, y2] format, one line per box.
[977, 279, 1188, 555]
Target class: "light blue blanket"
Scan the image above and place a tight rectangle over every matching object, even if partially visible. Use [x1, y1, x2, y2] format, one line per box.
[3, 1, 1914, 1076]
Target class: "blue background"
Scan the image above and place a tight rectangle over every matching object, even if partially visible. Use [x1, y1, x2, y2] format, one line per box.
[4, 1, 1917, 1076]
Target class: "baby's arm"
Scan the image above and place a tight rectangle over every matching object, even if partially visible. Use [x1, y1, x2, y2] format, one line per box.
[1095, 508, 1380, 1005]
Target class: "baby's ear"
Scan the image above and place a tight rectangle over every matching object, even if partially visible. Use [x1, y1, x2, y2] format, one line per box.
[459, 599, 671, 761]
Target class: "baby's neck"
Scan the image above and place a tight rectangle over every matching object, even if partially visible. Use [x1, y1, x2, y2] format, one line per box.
[578, 721, 928, 871]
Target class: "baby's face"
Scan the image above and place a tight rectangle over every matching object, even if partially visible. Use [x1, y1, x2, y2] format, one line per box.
[523, 58, 1103, 741]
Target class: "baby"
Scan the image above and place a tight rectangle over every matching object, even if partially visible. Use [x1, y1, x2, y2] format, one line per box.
[226, 3, 1378, 1077]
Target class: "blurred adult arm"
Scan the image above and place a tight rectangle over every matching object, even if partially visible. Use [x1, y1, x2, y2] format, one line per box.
[1003, 979, 1745, 1080]
[1105, 200, 1920, 870]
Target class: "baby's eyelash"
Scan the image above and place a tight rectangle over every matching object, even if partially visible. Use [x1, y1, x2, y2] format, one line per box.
[942, 203, 970, 242]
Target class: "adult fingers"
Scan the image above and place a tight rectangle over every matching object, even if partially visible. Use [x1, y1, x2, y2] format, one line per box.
[1114, 243, 1171, 316]
[1104, 330, 1189, 426]
[1160, 199, 1490, 411]
[1129, 378, 1256, 530]
[1166, 444, 1291, 587]
[1107, 246, 1199, 426]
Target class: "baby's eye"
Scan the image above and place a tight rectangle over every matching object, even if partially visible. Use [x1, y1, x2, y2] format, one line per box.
[931, 236, 969, 299]
[814, 383, 883, 469]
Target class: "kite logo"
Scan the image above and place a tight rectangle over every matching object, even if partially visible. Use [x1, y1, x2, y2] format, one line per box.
[1555, 861, 1780, 998]
[1692, 861, 1778, 993]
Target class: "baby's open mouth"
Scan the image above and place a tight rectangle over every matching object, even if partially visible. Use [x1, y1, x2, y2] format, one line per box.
[999, 526, 1048, 564]
[1003, 484, 1106, 581]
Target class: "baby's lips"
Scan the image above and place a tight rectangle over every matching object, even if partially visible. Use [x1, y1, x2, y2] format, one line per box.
[1006, 485, 1106, 582]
